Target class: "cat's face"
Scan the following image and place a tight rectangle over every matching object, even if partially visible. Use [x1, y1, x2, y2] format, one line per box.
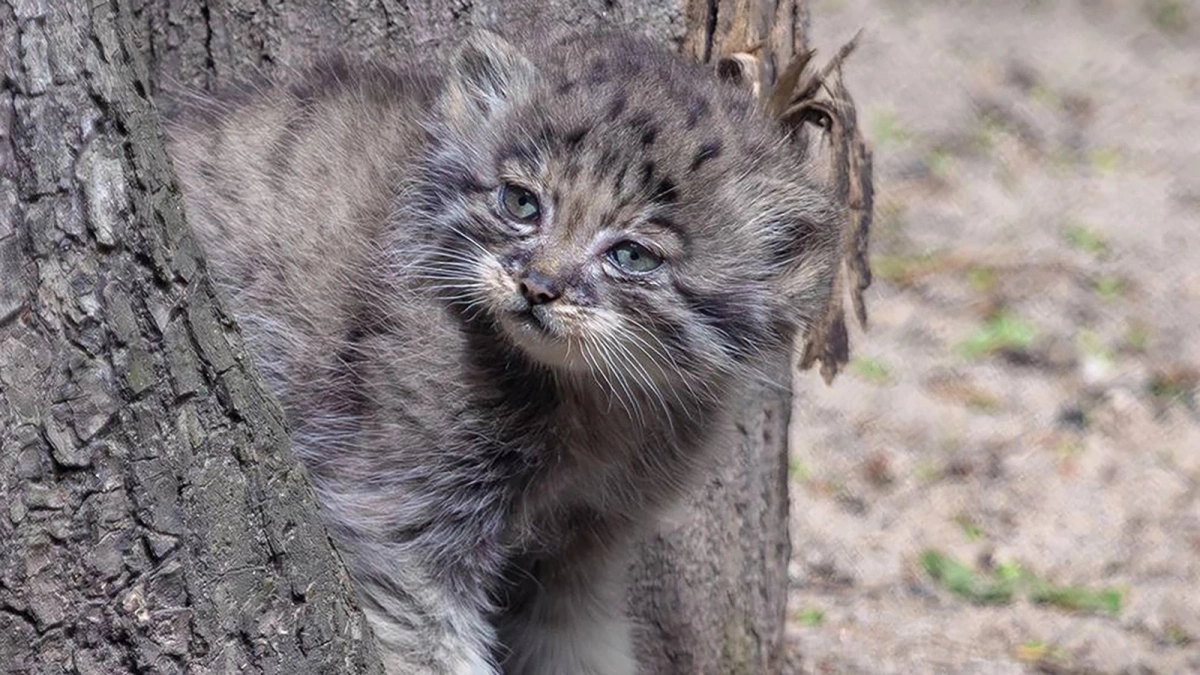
[409, 30, 843, 399]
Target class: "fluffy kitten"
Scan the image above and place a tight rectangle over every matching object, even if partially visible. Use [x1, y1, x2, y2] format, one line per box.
[167, 27, 845, 675]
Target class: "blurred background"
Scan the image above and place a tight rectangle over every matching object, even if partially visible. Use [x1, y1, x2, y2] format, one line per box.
[786, 0, 1200, 672]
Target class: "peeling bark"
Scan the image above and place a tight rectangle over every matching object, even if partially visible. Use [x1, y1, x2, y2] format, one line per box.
[2, 1, 810, 673]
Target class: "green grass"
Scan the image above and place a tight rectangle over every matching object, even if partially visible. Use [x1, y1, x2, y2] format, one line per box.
[1122, 322, 1151, 353]
[1163, 623, 1194, 646]
[920, 550, 1015, 605]
[924, 148, 953, 180]
[1148, 370, 1197, 408]
[958, 311, 1037, 359]
[795, 607, 825, 627]
[1093, 275, 1126, 300]
[850, 357, 892, 384]
[1148, 0, 1190, 33]
[870, 108, 912, 146]
[965, 265, 998, 294]
[1064, 223, 1108, 256]
[1090, 147, 1122, 174]
[1077, 330, 1116, 371]
[1029, 581, 1123, 615]
[953, 514, 984, 542]
[920, 550, 1123, 615]
[788, 459, 811, 483]
[872, 252, 943, 287]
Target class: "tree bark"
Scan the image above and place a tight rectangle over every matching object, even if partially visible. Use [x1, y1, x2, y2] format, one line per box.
[0, 2, 382, 672]
[2, 1, 809, 673]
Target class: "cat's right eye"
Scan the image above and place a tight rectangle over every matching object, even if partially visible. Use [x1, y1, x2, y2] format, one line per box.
[500, 184, 540, 222]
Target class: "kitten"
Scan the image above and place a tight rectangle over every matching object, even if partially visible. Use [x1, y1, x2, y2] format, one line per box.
[167, 27, 845, 675]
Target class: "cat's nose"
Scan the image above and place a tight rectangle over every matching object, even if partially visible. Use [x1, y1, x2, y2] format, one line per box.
[518, 270, 561, 305]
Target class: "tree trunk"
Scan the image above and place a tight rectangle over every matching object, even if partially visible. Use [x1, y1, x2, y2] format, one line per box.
[0, 2, 382, 672]
[2, 1, 808, 673]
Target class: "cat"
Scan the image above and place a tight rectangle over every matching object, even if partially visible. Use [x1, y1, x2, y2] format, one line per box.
[167, 26, 846, 674]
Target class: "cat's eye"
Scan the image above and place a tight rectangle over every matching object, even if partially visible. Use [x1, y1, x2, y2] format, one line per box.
[608, 241, 663, 274]
[501, 184, 540, 221]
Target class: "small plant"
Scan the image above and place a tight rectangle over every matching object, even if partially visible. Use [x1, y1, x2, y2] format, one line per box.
[788, 458, 811, 483]
[1064, 222, 1108, 257]
[924, 147, 953, 180]
[1015, 640, 1072, 670]
[872, 252, 943, 287]
[1148, 0, 1190, 33]
[920, 550, 1123, 615]
[1121, 322, 1151, 353]
[1093, 275, 1126, 300]
[1147, 368, 1198, 409]
[965, 265, 998, 294]
[952, 514, 984, 542]
[850, 357, 892, 384]
[870, 108, 912, 146]
[920, 550, 1015, 605]
[795, 607, 825, 627]
[1163, 623, 1194, 647]
[1077, 330, 1116, 376]
[958, 311, 1036, 359]
[1090, 146, 1121, 174]
[1028, 580, 1123, 615]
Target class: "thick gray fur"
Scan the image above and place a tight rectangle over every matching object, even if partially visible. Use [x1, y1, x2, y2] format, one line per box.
[166, 27, 843, 675]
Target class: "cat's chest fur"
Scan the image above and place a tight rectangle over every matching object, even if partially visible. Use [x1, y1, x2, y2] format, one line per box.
[381, 318, 714, 554]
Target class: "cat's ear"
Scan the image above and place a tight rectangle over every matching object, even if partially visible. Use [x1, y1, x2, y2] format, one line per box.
[441, 30, 536, 123]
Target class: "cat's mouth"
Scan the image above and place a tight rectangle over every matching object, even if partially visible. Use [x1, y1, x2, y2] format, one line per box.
[508, 307, 550, 333]
[496, 307, 590, 371]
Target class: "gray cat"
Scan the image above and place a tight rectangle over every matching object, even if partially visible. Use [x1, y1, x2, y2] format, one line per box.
[168, 27, 846, 675]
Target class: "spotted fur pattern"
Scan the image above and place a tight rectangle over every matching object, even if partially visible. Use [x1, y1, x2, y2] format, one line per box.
[167, 28, 843, 675]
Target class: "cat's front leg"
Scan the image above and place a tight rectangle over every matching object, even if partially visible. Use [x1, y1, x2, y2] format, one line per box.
[495, 545, 636, 675]
[347, 542, 499, 675]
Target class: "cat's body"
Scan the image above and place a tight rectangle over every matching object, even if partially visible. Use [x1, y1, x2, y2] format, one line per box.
[168, 28, 844, 674]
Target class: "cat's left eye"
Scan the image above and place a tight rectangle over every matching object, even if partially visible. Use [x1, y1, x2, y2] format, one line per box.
[608, 241, 663, 274]
[501, 184, 540, 222]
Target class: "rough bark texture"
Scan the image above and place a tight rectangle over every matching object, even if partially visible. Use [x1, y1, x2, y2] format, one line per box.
[2, 0, 808, 672]
[0, 1, 383, 673]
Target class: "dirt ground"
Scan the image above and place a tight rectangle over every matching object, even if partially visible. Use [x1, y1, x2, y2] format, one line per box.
[784, 1, 1200, 672]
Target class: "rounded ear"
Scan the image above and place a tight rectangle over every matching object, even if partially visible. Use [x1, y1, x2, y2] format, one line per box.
[715, 53, 763, 98]
[440, 30, 537, 124]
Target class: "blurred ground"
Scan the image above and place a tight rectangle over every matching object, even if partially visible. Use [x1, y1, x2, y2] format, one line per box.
[785, 1, 1200, 672]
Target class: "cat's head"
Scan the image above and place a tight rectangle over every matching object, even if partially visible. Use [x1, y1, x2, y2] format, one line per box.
[407, 29, 844, 398]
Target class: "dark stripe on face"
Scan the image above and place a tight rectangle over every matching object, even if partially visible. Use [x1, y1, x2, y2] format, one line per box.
[607, 90, 628, 121]
[628, 112, 658, 146]
[686, 98, 710, 129]
[689, 140, 722, 172]
[674, 282, 762, 361]
[646, 216, 687, 244]
[651, 178, 678, 205]
[594, 148, 620, 179]
[639, 161, 655, 189]
[619, 299, 697, 369]
[564, 125, 590, 149]
[496, 139, 541, 166]
[612, 162, 629, 192]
